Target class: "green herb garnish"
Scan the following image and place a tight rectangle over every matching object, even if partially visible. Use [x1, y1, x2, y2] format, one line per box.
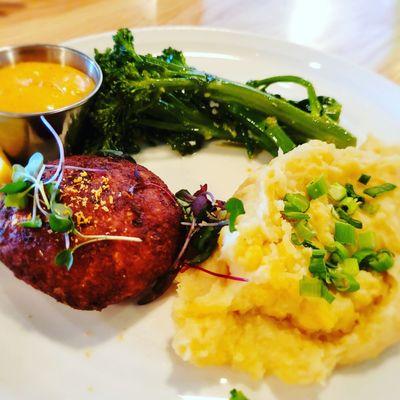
[230, 389, 250, 400]
[306, 176, 328, 199]
[364, 183, 397, 198]
[334, 221, 356, 245]
[283, 173, 396, 303]
[226, 197, 245, 232]
[328, 182, 347, 201]
[358, 231, 376, 250]
[358, 174, 371, 185]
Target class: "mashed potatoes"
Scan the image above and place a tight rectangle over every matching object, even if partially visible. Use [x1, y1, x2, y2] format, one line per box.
[173, 138, 400, 384]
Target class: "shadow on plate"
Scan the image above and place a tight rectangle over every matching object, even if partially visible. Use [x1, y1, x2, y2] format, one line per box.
[167, 340, 323, 400]
[336, 343, 400, 376]
[0, 261, 173, 349]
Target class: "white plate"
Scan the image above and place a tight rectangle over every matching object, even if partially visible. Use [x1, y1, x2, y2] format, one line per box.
[1, 27, 400, 400]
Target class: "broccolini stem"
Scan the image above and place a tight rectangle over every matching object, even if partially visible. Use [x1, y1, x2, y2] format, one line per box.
[207, 80, 356, 148]
[247, 75, 322, 116]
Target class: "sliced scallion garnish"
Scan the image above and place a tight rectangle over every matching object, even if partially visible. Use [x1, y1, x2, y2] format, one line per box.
[331, 271, 360, 292]
[328, 182, 347, 201]
[358, 231, 376, 250]
[294, 220, 316, 241]
[299, 276, 335, 303]
[309, 253, 328, 281]
[306, 176, 328, 199]
[341, 257, 359, 276]
[369, 250, 394, 272]
[282, 211, 310, 220]
[361, 202, 380, 215]
[338, 196, 359, 215]
[358, 174, 371, 185]
[345, 183, 365, 204]
[335, 208, 363, 229]
[299, 276, 323, 297]
[364, 183, 397, 198]
[334, 221, 356, 245]
[284, 193, 310, 213]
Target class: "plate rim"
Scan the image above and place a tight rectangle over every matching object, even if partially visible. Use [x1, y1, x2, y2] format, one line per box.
[63, 25, 400, 95]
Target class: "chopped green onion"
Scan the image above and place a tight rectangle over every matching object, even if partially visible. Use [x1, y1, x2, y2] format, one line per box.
[328, 183, 347, 201]
[321, 283, 336, 303]
[369, 250, 394, 272]
[307, 176, 328, 199]
[353, 248, 376, 265]
[358, 174, 371, 185]
[309, 255, 327, 280]
[364, 183, 397, 198]
[338, 197, 359, 215]
[284, 193, 310, 213]
[334, 221, 356, 245]
[299, 277, 335, 303]
[361, 202, 380, 215]
[312, 249, 326, 258]
[335, 208, 363, 229]
[295, 220, 316, 241]
[302, 240, 319, 249]
[282, 211, 310, 220]
[358, 231, 376, 250]
[331, 271, 360, 292]
[326, 241, 349, 260]
[345, 184, 365, 204]
[299, 276, 323, 297]
[290, 232, 302, 246]
[341, 258, 359, 276]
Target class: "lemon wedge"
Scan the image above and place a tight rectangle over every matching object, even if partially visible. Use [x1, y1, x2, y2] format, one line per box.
[0, 147, 12, 186]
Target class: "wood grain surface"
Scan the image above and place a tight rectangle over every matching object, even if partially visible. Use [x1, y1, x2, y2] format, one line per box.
[0, 0, 399, 83]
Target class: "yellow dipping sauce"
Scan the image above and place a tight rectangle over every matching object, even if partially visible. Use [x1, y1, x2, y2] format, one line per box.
[0, 62, 95, 113]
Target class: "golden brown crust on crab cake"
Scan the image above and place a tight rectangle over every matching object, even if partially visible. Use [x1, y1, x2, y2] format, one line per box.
[0, 155, 183, 310]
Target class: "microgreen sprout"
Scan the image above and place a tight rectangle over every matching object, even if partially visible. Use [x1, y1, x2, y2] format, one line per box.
[0, 116, 142, 271]
[173, 184, 247, 281]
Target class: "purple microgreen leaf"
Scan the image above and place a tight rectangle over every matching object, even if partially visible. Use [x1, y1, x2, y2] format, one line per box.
[191, 193, 210, 217]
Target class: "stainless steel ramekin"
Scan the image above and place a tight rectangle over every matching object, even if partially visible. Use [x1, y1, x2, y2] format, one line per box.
[0, 44, 102, 163]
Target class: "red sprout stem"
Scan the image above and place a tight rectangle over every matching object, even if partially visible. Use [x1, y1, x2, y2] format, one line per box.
[183, 264, 248, 282]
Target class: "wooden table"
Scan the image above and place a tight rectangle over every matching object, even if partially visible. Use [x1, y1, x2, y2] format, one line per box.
[0, 0, 399, 83]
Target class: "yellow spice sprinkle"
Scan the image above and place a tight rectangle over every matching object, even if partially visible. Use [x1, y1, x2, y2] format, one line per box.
[75, 210, 92, 226]
[109, 195, 114, 204]
[91, 187, 102, 202]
